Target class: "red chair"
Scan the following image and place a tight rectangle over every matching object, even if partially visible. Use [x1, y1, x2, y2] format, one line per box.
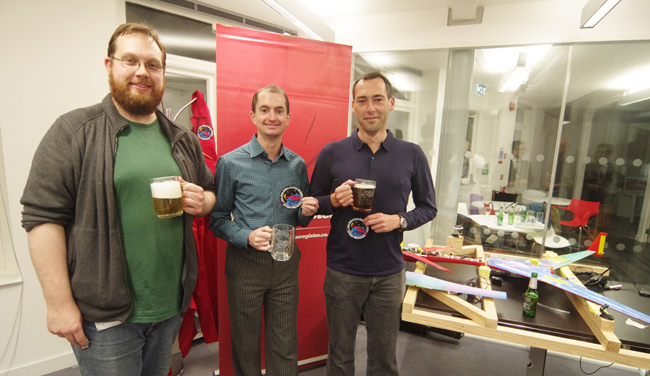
[555, 199, 600, 250]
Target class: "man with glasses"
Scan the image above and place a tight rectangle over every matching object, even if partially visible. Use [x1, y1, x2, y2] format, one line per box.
[21, 23, 215, 375]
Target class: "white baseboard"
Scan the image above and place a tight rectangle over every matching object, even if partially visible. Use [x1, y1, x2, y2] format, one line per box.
[6, 352, 77, 376]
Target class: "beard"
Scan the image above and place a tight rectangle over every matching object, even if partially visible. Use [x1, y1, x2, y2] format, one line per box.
[109, 73, 165, 117]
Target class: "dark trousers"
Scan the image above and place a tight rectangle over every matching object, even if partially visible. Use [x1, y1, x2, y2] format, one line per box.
[323, 267, 405, 376]
[225, 243, 300, 376]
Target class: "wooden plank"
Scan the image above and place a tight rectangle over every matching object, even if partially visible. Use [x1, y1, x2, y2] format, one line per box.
[402, 285, 419, 313]
[402, 262, 427, 313]
[552, 260, 621, 353]
[422, 288, 497, 329]
[563, 289, 621, 353]
[477, 264, 499, 325]
[402, 307, 650, 369]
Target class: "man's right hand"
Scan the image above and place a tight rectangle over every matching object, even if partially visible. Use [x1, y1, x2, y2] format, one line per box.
[28, 223, 89, 348]
[47, 300, 89, 348]
[331, 179, 355, 208]
[248, 226, 273, 251]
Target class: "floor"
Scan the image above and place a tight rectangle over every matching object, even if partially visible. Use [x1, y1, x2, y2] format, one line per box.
[44, 216, 650, 376]
[46, 323, 644, 376]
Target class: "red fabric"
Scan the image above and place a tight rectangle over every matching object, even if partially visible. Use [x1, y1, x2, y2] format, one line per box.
[215, 25, 351, 375]
[190, 90, 217, 174]
[177, 90, 220, 358]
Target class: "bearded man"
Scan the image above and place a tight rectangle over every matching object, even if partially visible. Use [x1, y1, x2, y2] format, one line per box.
[20, 23, 215, 375]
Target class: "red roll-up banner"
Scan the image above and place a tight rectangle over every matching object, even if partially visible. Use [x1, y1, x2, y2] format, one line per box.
[215, 25, 352, 375]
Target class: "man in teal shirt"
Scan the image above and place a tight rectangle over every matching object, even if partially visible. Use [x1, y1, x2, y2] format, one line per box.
[210, 85, 318, 376]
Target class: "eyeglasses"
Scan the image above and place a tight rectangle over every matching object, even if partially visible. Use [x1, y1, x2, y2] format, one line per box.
[110, 57, 164, 73]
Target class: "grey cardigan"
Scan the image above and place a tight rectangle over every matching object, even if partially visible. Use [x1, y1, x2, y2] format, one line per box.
[21, 94, 214, 322]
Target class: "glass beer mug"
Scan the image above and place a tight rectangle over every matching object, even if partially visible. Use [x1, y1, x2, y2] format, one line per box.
[352, 178, 376, 212]
[150, 176, 183, 219]
[270, 224, 295, 261]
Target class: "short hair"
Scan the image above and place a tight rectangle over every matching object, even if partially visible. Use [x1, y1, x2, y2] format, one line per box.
[352, 71, 393, 99]
[107, 23, 167, 68]
[251, 85, 290, 113]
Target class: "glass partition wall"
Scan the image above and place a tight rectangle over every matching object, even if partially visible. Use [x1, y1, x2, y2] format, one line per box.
[353, 41, 650, 284]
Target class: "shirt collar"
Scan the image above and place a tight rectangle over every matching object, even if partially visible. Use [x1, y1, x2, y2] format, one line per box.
[246, 134, 289, 161]
[352, 128, 395, 152]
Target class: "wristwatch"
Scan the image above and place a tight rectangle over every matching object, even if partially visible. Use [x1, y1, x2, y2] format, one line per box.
[398, 215, 408, 230]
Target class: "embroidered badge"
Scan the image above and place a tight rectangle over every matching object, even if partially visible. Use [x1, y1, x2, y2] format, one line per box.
[280, 186, 303, 209]
[197, 124, 214, 141]
[347, 218, 368, 240]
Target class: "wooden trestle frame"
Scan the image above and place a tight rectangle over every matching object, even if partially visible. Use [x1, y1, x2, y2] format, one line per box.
[401, 241, 650, 369]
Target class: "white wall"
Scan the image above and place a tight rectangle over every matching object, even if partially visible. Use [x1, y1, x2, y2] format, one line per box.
[0, 1, 122, 374]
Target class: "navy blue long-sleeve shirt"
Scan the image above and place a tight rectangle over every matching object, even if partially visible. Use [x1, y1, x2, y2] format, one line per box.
[310, 129, 437, 276]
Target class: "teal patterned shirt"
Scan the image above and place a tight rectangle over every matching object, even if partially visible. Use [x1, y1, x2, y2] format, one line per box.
[209, 135, 312, 248]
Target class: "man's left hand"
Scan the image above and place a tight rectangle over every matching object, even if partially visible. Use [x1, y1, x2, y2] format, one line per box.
[180, 178, 205, 216]
[364, 213, 401, 233]
[301, 197, 319, 217]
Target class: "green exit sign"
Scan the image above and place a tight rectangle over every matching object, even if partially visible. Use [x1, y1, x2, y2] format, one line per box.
[476, 83, 486, 96]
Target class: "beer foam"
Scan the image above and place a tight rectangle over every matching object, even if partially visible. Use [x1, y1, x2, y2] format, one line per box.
[354, 183, 375, 189]
[151, 180, 182, 198]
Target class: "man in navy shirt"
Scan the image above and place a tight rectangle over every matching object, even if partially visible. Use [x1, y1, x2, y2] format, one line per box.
[310, 72, 437, 375]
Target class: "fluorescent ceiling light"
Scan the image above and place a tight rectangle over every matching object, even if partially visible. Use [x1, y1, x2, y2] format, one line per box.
[618, 87, 650, 106]
[385, 71, 417, 92]
[262, 0, 323, 40]
[481, 45, 550, 74]
[581, 0, 622, 28]
[361, 53, 399, 69]
[605, 65, 650, 92]
[498, 66, 530, 93]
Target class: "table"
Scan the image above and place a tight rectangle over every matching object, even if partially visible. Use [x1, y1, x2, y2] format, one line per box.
[478, 200, 518, 214]
[468, 215, 570, 251]
[402, 245, 650, 374]
[470, 214, 536, 234]
[522, 190, 571, 206]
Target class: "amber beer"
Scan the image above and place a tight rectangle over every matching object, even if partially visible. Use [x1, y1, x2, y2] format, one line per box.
[352, 179, 376, 213]
[150, 176, 183, 218]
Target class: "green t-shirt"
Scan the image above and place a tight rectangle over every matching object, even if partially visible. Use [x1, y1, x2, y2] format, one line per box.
[114, 119, 183, 323]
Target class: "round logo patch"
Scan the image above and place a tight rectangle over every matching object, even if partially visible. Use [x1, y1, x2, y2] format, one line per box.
[197, 124, 214, 141]
[347, 218, 368, 240]
[280, 186, 303, 209]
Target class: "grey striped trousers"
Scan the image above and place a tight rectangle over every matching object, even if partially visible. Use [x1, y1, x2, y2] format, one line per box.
[225, 243, 301, 376]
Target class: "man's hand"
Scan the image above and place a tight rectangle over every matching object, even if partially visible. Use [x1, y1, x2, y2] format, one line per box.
[301, 197, 319, 217]
[248, 226, 273, 251]
[180, 178, 215, 216]
[47, 299, 89, 348]
[28, 223, 89, 349]
[331, 180, 355, 208]
[364, 213, 401, 233]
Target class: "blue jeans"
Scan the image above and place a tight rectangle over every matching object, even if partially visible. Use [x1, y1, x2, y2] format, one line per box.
[71, 313, 182, 376]
[323, 268, 405, 376]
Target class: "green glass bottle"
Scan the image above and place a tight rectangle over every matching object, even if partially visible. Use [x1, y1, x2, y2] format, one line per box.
[523, 272, 539, 317]
[497, 206, 504, 226]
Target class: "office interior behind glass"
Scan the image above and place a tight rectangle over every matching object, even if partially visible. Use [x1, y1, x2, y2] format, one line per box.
[353, 41, 650, 285]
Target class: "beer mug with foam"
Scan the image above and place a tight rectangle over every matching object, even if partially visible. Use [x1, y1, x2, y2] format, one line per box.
[270, 224, 295, 261]
[352, 178, 376, 212]
[150, 176, 183, 218]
